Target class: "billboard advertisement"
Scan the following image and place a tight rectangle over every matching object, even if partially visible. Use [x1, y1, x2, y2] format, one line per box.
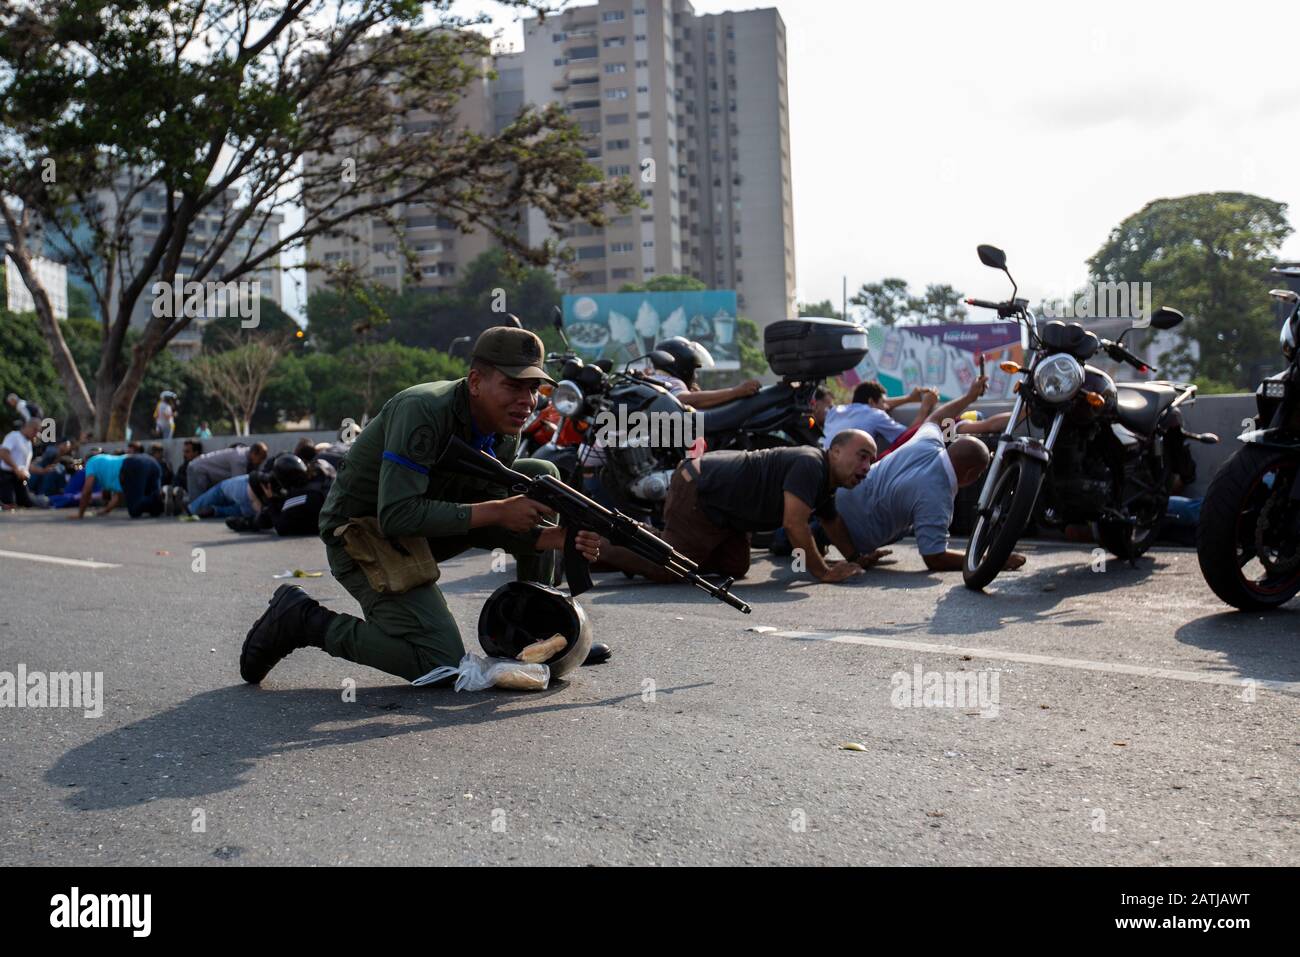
[840, 322, 1026, 401]
[562, 290, 740, 371]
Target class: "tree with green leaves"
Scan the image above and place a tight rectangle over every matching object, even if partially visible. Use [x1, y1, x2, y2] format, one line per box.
[797, 300, 843, 320]
[618, 274, 708, 293]
[1088, 192, 1292, 387]
[850, 278, 912, 326]
[0, 0, 639, 439]
[911, 283, 968, 323]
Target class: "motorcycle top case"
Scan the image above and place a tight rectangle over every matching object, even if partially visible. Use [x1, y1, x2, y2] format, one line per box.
[764, 317, 870, 378]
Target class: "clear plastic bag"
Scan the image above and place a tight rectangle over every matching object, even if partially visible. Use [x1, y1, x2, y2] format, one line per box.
[412, 653, 550, 692]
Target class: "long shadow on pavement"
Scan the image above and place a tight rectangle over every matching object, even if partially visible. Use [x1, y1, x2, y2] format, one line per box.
[1174, 609, 1300, 684]
[47, 680, 712, 812]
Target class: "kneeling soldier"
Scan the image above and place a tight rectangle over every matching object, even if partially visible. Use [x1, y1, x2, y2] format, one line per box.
[240, 327, 604, 685]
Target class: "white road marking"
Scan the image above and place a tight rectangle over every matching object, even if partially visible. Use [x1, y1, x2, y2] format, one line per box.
[761, 630, 1300, 694]
[0, 548, 120, 569]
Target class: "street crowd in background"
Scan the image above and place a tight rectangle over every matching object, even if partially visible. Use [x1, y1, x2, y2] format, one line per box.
[1, 388, 343, 538]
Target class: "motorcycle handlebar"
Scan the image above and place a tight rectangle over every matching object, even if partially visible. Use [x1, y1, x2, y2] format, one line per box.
[965, 297, 1029, 317]
[1103, 339, 1157, 375]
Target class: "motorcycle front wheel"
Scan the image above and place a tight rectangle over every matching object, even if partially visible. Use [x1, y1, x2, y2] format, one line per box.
[963, 457, 1043, 591]
[1197, 444, 1300, 610]
[1096, 494, 1168, 561]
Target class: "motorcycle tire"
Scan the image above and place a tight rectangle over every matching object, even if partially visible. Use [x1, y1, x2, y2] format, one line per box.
[1197, 444, 1300, 610]
[1096, 497, 1167, 561]
[963, 456, 1043, 591]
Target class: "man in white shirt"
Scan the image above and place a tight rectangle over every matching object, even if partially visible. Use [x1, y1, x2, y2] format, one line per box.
[0, 418, 40, 507]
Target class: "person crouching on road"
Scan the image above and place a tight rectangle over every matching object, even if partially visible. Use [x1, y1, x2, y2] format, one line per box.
[239, 326, 605, 686]
[602, 429, 884, 586]
[72, 450, 166, 518]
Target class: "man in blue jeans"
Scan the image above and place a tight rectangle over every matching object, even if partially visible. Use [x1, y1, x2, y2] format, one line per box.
[73, 452, 165, 518]
[188, 473, 256, 519]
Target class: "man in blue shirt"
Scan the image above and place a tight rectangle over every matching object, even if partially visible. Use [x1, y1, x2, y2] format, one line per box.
[837, 422, 1026, 573]
[822, 382, 938, 451]
[74, 452, 165, 518]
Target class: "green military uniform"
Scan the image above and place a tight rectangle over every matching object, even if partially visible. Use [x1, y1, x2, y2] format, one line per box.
[317, 378, 558, 680]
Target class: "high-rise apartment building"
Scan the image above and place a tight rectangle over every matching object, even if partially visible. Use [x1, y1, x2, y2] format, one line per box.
[305, 0, 796, 329]
[519, 0, 795, 327]
[304, 52, 497, 302]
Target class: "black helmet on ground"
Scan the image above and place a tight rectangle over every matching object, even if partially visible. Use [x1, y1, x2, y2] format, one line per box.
[478, 581, 592, 681]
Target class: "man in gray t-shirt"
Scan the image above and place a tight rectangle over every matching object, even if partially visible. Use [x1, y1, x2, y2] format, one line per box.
[186, 443, 268, 497]
[836, 422, 1026, 573]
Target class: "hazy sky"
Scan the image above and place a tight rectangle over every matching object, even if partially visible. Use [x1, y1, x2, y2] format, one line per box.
[287, 0, 1300, 319]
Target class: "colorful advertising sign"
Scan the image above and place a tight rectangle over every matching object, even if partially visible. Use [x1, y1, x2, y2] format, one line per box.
[562, 290, 740, 371]
[840, 323, 1026, 401]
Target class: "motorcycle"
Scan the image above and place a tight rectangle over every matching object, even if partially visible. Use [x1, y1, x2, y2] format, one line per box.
[1196, 269, 1300, 609]
[537, 314, 868, 524]
[961, 243, 1216, 590]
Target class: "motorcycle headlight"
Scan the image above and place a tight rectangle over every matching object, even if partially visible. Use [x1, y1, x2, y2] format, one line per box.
[551, 380, 584, 418]
[1032, 353, 1084, 403]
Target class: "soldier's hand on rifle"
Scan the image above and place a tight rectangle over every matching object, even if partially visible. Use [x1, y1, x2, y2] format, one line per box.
[537, 526, 603, 561]
[477, 495, 554, 533]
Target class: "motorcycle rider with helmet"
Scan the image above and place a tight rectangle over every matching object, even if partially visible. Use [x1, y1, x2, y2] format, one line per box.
[642, 337, 762, 409]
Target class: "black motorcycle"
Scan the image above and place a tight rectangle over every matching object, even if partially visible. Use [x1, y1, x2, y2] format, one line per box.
[962, 244, 1215, 590]
[538, 315, 868, 523]
[1196, 270, 1300, 609]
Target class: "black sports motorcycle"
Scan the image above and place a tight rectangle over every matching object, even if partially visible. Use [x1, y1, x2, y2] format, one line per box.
[1196, 269, 1300, 609]
[534, 315, 868, 523]
[962, 244, 1216, 590]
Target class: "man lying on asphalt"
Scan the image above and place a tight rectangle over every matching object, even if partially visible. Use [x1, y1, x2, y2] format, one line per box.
[835, 376, 1026, 573]
[602, 429, 884, 585]
[240, 327, 605, 686]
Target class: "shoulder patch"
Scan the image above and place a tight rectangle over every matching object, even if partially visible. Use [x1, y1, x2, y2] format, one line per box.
[406, 425, 437, 462]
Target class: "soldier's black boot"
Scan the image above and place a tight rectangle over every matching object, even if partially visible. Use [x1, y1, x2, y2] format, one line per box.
[240, 584, 334, 684]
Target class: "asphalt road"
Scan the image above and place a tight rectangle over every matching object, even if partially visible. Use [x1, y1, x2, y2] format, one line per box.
[1, 508, 1296, 866]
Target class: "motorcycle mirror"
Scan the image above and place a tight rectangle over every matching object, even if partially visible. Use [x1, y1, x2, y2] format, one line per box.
[977, 244, 1007, 271]
[1149, 307, 1184, 331]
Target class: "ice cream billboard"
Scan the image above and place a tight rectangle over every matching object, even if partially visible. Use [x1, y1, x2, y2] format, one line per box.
[839, 323, 1025, 401]
[562, 290, 740, 371]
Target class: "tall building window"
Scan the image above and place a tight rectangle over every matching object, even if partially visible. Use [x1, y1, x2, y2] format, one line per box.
[605, 88, 629, 100]
[603, 36, 625, 47]
[604, 62, 627, 73]
[602, 11, 625, 21]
